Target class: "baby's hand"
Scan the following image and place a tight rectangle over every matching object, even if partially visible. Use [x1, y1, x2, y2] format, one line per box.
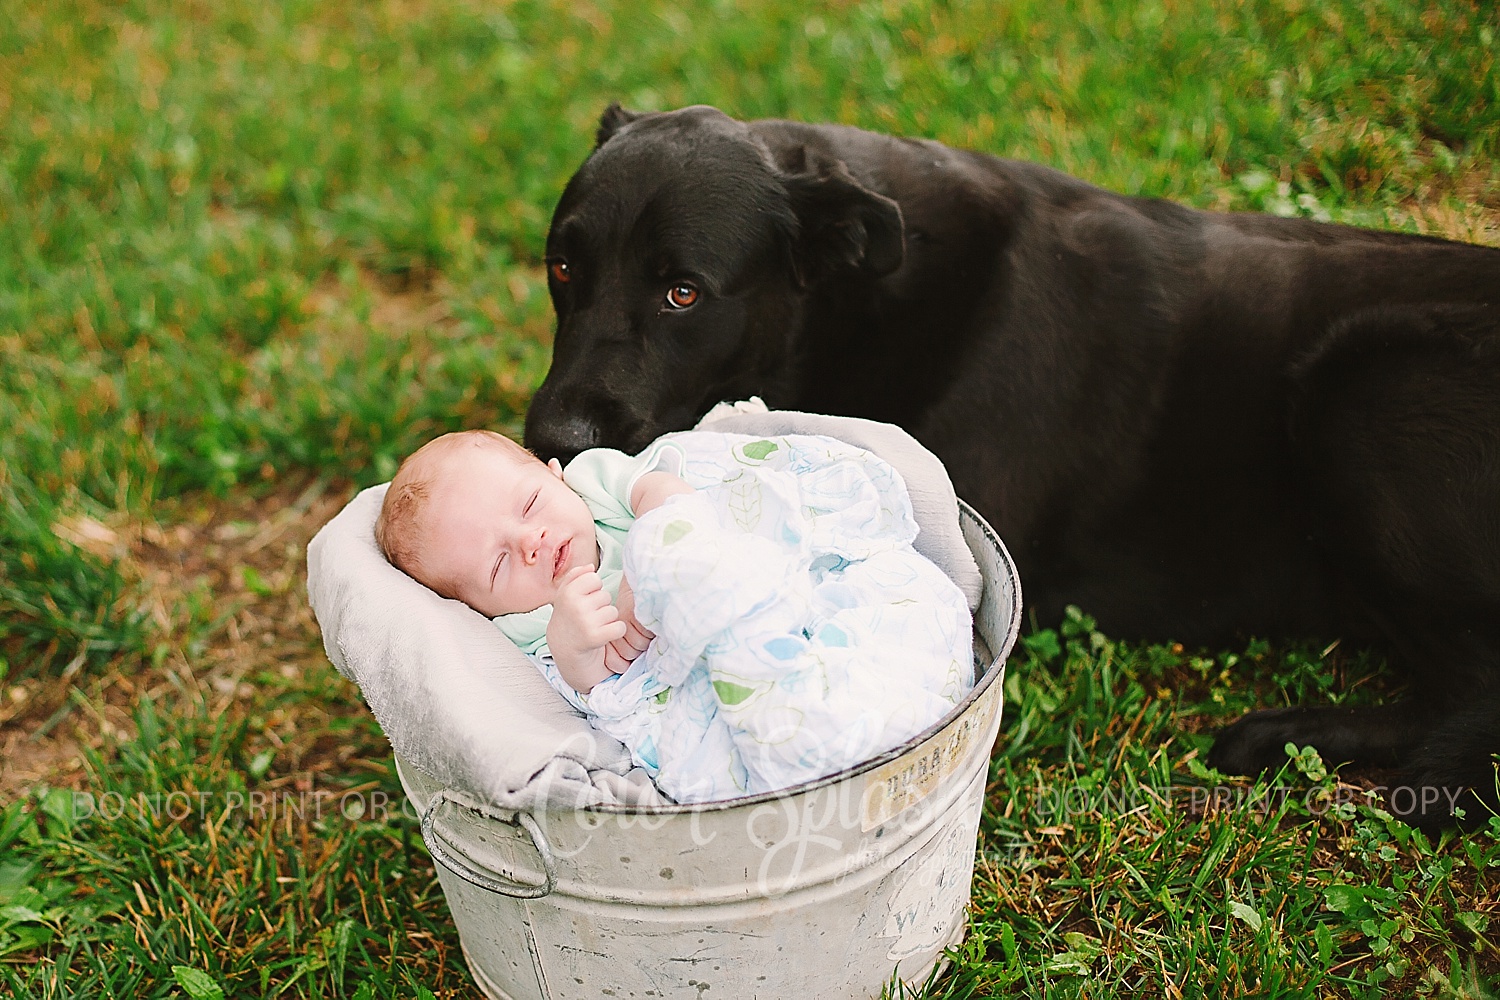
[604, 574, 655, 674]
[548, 567, 628, 693]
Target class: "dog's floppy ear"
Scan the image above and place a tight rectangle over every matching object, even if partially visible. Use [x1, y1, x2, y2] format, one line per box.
[782, 153, 904, 285]
[595, 103, 642, 148]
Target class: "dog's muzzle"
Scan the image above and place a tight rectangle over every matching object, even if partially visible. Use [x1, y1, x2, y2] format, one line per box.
[523, 410, 603, 465]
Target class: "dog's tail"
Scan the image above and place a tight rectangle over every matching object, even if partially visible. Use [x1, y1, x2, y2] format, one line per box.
[1398, 689, 1500, 832]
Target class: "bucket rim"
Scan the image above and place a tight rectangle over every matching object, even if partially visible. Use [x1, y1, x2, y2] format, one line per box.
[560, 499, 1023, 816]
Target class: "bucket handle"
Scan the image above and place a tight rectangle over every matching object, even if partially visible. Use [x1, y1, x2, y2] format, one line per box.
[419, 789, 556, 898]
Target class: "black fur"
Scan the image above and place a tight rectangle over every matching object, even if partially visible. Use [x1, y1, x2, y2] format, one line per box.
[523, 105, 1500, 827]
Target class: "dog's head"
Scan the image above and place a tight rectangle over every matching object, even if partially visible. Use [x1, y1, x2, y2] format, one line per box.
[523, 104, 903, 462]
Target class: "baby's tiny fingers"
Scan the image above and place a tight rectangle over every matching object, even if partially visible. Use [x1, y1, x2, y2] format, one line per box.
[559, 565, 593, 587]
[603, 644, 631, 675]
[579, 604, 617, 635]
[608, 635, 644, 663]
[623, 622, 653, 652]
[565, 569, 604, 595]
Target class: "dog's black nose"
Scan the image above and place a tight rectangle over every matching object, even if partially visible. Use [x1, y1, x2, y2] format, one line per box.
[523, 413, 601, 466]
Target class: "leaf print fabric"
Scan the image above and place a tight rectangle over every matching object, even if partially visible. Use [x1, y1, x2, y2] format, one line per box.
[570, 432, 974, 803]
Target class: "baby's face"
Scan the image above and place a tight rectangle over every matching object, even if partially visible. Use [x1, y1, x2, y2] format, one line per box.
[419, 443, 600, 617]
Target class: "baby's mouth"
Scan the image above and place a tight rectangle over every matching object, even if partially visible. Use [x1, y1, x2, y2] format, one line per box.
[553, 540, 569, 579]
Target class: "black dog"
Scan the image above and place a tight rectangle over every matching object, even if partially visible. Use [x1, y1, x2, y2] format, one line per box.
[524, 104, 1500, 826]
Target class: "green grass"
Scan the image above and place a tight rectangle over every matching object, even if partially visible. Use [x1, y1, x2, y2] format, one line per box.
[952, 612, 1500, 997]
[1, 0, 1497, 996]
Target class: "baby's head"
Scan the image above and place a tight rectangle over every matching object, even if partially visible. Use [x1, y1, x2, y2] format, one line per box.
[375, 429, 600, 617]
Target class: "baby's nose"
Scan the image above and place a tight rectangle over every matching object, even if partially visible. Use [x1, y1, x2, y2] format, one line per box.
[522, 526, 546, 563]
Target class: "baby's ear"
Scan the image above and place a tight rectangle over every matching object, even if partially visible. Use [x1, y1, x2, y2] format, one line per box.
[547, 458, 564, 478]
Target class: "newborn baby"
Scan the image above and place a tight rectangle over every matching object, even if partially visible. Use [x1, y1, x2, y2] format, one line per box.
[377, 427, 973, 802]
[375, 428, 680, 695]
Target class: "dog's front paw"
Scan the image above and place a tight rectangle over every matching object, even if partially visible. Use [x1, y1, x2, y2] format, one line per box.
[1206, 707, 1307, 775]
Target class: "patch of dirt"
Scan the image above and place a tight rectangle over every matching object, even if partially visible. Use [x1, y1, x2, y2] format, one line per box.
[0, 473, 363, 801]
[1406, 197, 1500, 246]
[0, 727, 85, 801]
[1402, 163, 1500, 246]
[301, 265, 459, 338]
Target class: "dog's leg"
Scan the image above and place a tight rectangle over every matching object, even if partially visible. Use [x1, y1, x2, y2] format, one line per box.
[1206, 699, 1441, 785]
[1208, 701, 1438, 774]
[1210, 693, 1500, 829]
[1211, 305, 1500, 823]
[1398, 692, 1500, 830]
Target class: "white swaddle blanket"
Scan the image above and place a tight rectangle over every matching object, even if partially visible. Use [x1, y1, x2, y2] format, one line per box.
[532, 432, 974, 802]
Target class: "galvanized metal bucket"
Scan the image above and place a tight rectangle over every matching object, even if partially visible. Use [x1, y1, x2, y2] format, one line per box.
[397, 501, 1020, 999]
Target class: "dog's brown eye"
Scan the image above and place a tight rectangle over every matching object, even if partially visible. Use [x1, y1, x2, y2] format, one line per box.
[665, 282, 699, 310]
[549, 260, 570, 284]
